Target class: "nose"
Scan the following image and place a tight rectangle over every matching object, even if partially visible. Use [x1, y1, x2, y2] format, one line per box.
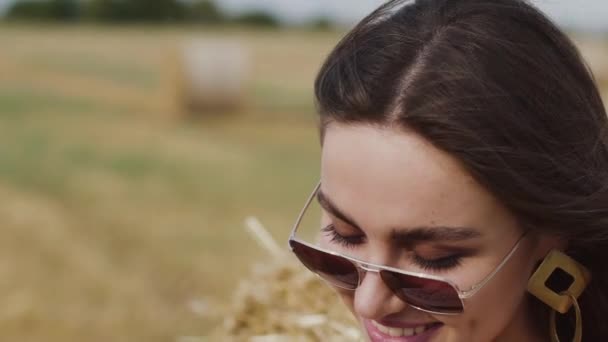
[353, 269, 409, 319]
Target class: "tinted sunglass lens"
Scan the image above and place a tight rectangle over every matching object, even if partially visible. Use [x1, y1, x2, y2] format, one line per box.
[380, 270, 463, 313]
[290, 240, 359, 289]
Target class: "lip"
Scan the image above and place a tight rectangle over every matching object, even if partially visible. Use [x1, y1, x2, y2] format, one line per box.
[364, 319, 443, 342]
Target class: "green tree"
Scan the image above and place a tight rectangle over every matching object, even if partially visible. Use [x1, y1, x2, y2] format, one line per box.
[85, 0, 186, 22]
[231, 10, 280, 28]
[186, 0, 224, 24]
[49, 0, 80, 20]
[6, 0, 80, 21]
[6, 1, 50, 20]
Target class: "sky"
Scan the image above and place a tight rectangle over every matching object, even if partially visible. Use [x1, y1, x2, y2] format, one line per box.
[218, 0, 608, 32]
[0, 0, 607, 32]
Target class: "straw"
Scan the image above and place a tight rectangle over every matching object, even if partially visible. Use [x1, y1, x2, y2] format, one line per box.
[244, 216, 284, 258]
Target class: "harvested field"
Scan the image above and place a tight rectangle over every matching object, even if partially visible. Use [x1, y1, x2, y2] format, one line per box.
[0, 23, 605, 341]
[0, 23, 339, 341]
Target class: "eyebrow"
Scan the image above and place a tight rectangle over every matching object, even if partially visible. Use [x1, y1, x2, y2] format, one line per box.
[316, 190, 482, 245]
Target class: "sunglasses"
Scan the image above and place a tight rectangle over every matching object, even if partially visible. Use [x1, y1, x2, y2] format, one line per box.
[288, 182, 527, 315]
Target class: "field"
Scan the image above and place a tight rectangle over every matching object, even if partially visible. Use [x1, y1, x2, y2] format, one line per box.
[0, 24, 606, 341]
[0, 24, 341, 341]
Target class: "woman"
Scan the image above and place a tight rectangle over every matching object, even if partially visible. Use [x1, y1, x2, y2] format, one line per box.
[287, 0, 608, 341]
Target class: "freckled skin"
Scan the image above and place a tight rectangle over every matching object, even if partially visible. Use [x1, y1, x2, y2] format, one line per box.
[319, 123, 557, 342]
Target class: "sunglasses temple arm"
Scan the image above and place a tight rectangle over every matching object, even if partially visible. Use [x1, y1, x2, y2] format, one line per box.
[459, 234, 525, 299]
[288, 181, 322, 243]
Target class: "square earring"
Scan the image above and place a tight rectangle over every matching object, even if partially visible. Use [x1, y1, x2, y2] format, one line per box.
[527, 249, 591, 314]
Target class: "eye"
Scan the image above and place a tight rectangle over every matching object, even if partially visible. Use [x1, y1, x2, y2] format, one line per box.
[321, 224, 365, 248]
[412, 254, 463, 271]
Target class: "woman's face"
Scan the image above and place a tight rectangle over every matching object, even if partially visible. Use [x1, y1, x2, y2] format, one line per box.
[319, 123, 553, 342]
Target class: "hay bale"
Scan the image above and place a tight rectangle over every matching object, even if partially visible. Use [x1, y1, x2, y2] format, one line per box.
[205, 218, 362, 341]
[206, 258, 362, 341]
[167, 39, 249, 117]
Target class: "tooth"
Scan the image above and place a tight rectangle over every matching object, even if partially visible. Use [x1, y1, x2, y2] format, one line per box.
[372, 321, 382, 332]
[389, 327, 403, 337]
[376, 323, 390, 334]
[415, 326, 426, 335]
[403, 327, 415, 336]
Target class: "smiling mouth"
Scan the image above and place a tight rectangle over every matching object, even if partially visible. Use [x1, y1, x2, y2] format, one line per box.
[366, 319, 444, 341]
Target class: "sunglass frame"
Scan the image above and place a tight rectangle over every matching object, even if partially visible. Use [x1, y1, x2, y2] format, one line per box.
[288, 182, 527, 316]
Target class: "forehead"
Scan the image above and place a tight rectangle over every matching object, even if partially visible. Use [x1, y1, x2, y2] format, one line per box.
[320, 123, 511, 234]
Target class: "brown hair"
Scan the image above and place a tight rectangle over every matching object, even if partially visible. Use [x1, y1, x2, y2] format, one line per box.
[314, 0, 608, 340]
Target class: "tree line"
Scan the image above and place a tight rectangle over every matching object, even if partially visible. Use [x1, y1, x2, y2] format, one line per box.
[3, 0, 302, 28]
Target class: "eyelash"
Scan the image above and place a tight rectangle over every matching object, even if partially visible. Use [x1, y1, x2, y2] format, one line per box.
[322, 224, 463, 271]
[412, 254, 462, 271]
[322, 224, 365, 248]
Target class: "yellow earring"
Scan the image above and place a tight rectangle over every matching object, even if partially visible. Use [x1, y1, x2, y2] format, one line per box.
[527, 250, 591, 342]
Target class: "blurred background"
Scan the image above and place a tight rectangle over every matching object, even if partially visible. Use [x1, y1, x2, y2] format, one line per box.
[0, 0, 606, 340]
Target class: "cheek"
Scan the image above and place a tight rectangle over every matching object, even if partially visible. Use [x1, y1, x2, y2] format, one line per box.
[434, 253, 534, 341]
